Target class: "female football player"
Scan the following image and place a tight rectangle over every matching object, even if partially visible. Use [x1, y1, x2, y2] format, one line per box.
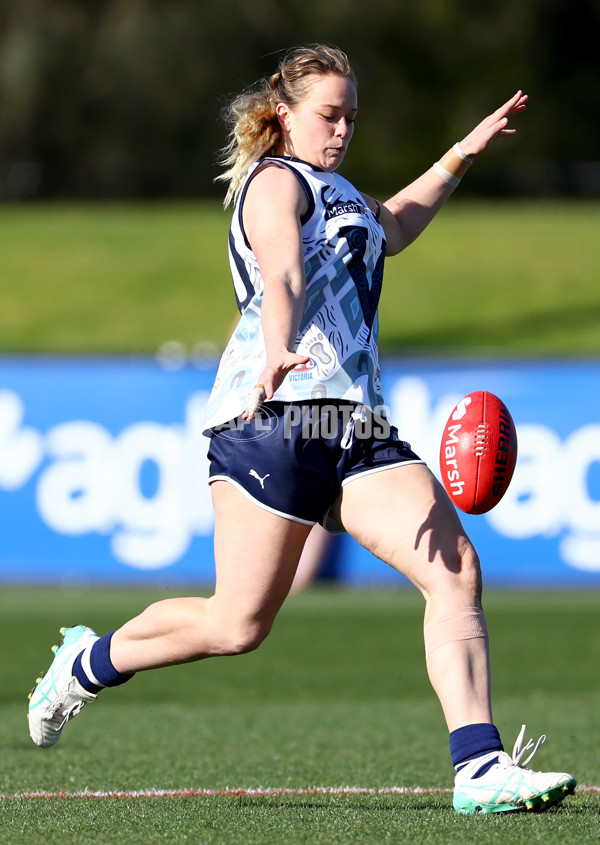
[29, 44, 575, 814]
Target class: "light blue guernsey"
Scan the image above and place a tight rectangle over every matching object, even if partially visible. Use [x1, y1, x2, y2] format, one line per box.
[203, 156, 387, 433]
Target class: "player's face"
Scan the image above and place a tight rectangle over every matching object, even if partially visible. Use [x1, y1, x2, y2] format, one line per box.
[276, 73, 357, 172]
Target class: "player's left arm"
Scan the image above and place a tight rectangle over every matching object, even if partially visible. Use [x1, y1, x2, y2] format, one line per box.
[366, 90, 528, 257]
[242, 165, 310, 420]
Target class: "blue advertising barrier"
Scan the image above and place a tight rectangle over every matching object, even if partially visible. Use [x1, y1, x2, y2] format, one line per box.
[1, 356, 599, 587]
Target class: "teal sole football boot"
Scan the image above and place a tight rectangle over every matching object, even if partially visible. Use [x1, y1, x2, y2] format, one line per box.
[453, 725, 576, 814]
[28, 625, 99, 748]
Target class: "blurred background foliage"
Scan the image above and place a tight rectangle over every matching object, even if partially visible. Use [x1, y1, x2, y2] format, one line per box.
[0, 0, 598, 202]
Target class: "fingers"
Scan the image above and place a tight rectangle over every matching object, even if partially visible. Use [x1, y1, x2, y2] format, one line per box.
[494, 93, 527, 136]
[495, 90, 528, 121]
[242, 354, 311, 420]
[285, 353, 311, 370]
[513, 92, 528, 111]
[463, 90, 528, 154]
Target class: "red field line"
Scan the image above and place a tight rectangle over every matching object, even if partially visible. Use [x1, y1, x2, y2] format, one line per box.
[1, 785, 599, 800]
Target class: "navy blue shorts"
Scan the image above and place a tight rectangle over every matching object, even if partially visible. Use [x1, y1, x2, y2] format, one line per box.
[207, 401, 424, 533]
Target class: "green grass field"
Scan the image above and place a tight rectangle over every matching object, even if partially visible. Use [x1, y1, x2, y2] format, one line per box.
[1, 586, 599, 843]
[1, 201, 599, 841]
[1, 200, 599, 356]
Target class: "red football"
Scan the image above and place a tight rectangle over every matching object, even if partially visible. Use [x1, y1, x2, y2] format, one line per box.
[439, 391, 518, 514]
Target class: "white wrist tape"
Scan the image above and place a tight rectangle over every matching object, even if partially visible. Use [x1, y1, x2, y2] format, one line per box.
[432, 161, 461, 188]
[452, 142, 474, 164]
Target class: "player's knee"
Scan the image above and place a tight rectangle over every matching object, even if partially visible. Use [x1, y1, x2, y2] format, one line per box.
[428, 538, 482, 602]
[456, 540, 483, 600]
[213, 617, 272, 656]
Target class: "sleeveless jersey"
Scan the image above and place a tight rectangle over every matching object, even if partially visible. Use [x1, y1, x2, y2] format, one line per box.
[203, 156, 387, 433]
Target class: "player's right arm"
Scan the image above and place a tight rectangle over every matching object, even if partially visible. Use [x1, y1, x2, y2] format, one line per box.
[242, 165, 310, 419]
[376, 90, 528, 257]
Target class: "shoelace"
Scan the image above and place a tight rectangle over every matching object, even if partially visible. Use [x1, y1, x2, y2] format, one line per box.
[55, 700, 87, 733]
[510, 724, 546, 767]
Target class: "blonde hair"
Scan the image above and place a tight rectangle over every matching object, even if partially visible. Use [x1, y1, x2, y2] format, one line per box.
[216, 44, 356, 208]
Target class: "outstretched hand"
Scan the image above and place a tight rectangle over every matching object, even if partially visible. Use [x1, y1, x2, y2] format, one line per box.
[243, 351, 310, 421]
[459, 91, 528, 159]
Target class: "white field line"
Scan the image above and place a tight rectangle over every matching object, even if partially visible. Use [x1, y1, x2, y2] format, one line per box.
[1, 785, 599, 800]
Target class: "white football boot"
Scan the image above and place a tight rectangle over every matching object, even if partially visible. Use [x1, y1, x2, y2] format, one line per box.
[453, 724, 576, 813]
[28, 625, 99, 747]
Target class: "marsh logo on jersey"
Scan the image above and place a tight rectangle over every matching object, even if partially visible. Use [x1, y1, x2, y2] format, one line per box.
[321, 186, 365, 220]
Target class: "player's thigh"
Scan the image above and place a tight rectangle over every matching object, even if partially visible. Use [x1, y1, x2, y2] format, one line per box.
[211, 480, 312, 622]
[333, 463, 479, 596]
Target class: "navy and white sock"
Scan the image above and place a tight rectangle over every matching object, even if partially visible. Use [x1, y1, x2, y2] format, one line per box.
[72, 632, 134, 694]
[450, 723, 504, 778]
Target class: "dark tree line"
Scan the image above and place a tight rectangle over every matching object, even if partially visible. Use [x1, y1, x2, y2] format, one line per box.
[0, 0, 597, 200]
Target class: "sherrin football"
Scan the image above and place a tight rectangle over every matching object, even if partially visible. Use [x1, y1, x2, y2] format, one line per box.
[439, 391, 518, 514]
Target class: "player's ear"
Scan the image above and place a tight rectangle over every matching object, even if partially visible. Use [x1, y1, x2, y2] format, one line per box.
[276, 102, 292, 132]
